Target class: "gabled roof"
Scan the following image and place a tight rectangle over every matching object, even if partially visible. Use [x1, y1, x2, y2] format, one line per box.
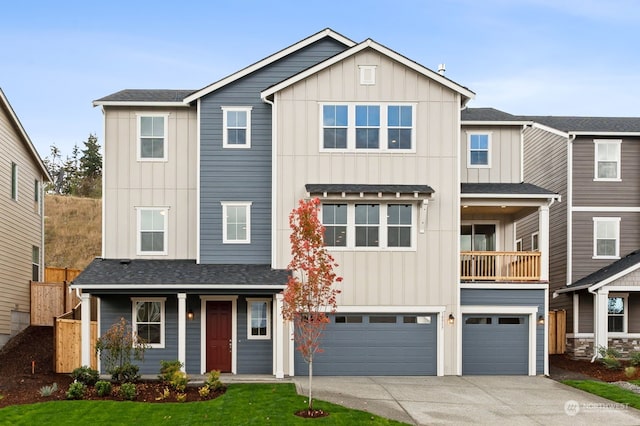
[0, 88, 51, 182]
[556, 249, 640, 294]
[93, 89, 195, 107]
[522, 115, 640, 134]
[183, 28, 355, 104]
[462, 108, 521, 122]
[461, 183, 557, 197]
[71, 259, 289, 290]
[306, 183, 434, 196]
[261, 39, 475, 103]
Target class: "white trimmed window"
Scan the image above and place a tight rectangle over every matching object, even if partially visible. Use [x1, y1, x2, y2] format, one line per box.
[531, 232, 539, 252]
[132, 298, 165, 348]
[11, 162, 18, 200]
[34, 179, 41, 214]
[137, 114, 168, 161]
[467, 133, 491, 167]
[593, 217, 620, 259]
[137, 207, 168, 255]
[608, 294, 627, 333]
[222, 107, 252, 148]
[321, 103, 415, 151]
[222, 201, 251, 243]
[321, 203, 414, 250]
[32, 246, 40, 282]
[594, 140, 621, 181]
[247, 298, 270, 339]
[515, 238, 523, 251]
[359, 65, 376, 85]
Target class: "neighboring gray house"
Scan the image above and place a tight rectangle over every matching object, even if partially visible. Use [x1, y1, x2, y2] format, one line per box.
[74, 30, 555, 377]
[0, 87, 51, 347]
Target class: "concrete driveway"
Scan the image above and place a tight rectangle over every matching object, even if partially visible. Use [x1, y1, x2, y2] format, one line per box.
[294, 375, 640, 425]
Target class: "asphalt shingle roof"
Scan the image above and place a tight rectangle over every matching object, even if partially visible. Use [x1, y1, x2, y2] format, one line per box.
[305, 183, 434, 195]
[462, 108, 520, 122]
[559, 250, 640, 293]
[461, 182, 557, 195]
[72, 259, 289, 287]
[94, 89, 196, 103]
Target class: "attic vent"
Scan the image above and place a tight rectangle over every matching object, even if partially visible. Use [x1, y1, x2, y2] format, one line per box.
[359, 65, 376, 85]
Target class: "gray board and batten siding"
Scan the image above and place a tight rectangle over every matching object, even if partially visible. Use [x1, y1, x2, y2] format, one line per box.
[199, 37, 349, 264]
[461, 288, 545, 374]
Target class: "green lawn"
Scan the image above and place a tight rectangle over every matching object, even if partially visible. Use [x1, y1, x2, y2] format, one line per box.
[0, 383, 408, 425]
[562, 380, 640, 409]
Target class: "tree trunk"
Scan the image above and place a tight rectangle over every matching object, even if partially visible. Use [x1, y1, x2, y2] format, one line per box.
[308, 358, 313, 410]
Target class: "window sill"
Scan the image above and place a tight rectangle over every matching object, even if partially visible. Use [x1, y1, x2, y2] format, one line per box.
[592, 255, 620, 260]
[593, 178, 622, 182]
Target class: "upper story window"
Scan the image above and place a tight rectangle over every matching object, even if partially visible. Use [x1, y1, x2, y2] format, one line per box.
[32, 246, 40, 282]
[11, 162, 18, 200]
[247, 298, 270, 339]
[593, 217, 620, 259]
[321, 203, 414, 250]
[222, 107, 252, 148]
[138, 114, 168, 161]
[468, 133, 491, 167]
[34, 179, 41, 214]
[221, 201, 251, 244]
[594, 140, 621, 181]
[137, 207, 168, 255]
[321, 103, 415, 152]
[132, 298, 165, 348]
[531, 232, 539, 252]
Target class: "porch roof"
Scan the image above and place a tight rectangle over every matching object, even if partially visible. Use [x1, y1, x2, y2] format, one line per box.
[306, 183, 434, 196]
[461, 182, 557, 196]
[71, 259, 289, 290]
[556, 249, 640, 294]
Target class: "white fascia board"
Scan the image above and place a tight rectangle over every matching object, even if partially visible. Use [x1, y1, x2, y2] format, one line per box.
[461, 193, 560, 201]
[588, 262, 640, 293]
[185, 29, 356, 104]
[531, 122, 569, 138]
[462, 121, 533, 126]
[92, 101, 188, 107]
[570, 131, 640, 137]
[70, 284, 287, 290]
[262, 39, 475, 101]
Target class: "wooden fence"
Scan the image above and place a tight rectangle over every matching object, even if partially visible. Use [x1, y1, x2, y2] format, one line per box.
[54, 317, 98, 372]
[30, 281, 81, 325]
[44, 267, 82, 283]
[548, 310, 566, 354]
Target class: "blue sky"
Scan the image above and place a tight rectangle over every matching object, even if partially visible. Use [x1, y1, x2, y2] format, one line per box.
[2, 0, 638, 158]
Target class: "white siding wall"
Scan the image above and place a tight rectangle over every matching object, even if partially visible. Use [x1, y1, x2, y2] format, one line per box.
[461, 125, 522, 183]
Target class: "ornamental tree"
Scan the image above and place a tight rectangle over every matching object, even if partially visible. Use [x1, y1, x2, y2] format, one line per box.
[282, 197, 342, 412]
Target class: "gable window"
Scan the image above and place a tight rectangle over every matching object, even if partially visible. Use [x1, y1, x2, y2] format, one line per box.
[32, 246, 40, 282]
[593, 217, 620, 258]
[138, 114, 168, 161]
[11, 162, 18, 200]
[608, 295, 626, 333]
[137, 207, 168, 255]
[322, 204, 347, 247]
[321, 103, 415, 151]
[222, 107, 252, 148]
[468, 133, 490, 167]
[531, 232, 539, 252]
[247, 298, 270, 339]
[355, 204, 379, 247]
[594, 140, 621, 181]
[222, 201, 251, 244]
[132, 298, 165, 347]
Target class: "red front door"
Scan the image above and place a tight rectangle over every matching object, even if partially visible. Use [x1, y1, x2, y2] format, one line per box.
[206, 301, 232, 372]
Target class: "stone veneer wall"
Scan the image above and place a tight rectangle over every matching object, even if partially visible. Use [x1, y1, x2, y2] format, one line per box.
[567, 337, 640, 359]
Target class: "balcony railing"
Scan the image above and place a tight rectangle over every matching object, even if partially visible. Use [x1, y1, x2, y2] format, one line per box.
[460, 251, 541, 282]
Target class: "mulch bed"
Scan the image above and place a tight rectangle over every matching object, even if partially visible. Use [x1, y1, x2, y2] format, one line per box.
[550, 354, 640, 382]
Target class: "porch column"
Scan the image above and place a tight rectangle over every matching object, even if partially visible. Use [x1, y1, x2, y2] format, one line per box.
[80, 292, 91, 367]
[538, 205, 550, 281]
[274, 293, 285, 379]
[177, 293, 187, 372]
[593, 289, 609, 358]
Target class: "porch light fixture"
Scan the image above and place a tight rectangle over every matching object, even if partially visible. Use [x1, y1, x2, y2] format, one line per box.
[448, 314, 455, 325]
[537, 315, 544, 325]
[187, 309, 194, 321]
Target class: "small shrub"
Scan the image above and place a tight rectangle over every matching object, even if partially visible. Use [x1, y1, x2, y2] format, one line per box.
[159, 360, 183, 382]
[66, 382, 86, 400]
[95, 380, 112, 397]
[630, 352, 640, 367]
[175, 392, 187, 402]
[39, 383, 58, 397]
[70, 366, 99, 386]
[625, 366, 637, 378]
[119, 382, 137, 401]
[204, 369, 224, 391]
[198, 386, 210, 398]
[111, 363, 140, 384]
[156, 387, 171, 401]
[95, 318, 147, 381]
[597, 346, 622, 370]
[170, 370, 188, 392]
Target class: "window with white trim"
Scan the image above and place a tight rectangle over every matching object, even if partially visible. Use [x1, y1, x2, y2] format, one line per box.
[608, 295, 626, 333]
[137, 207, 168, 255]
[515, 238, 523, 252]
[594, 140, 621, 180]
[321, 203, 414, 249]
[247, 298, 270, 339]
[32, 246, 40, 282]
[11, 162, 18, 200]
[222, 107, 251, 148]
[468, 133, 491, 167]
[222, 201, 251, 243]
[138, 114, 168, 161]
[531, 232, 539, 252]
[359, 65, 376, 85]
[321, 103, 415, 151]
[132, 298, 165, 347]
[593, 217, 620, 258]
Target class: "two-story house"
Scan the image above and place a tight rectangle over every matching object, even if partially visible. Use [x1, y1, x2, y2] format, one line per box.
[0, 87, 50, 348]
[73, 29, 554, 377]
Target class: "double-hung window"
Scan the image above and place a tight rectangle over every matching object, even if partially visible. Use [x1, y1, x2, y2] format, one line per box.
[222, 107, 252, 148]
[355, 204, 380, 247]
[593, 217, 620, 258]
[138, 114, 168, 161]
[468, 133, 491, 167]
[321, 103, 415, 151]
[387, 204, 412, 247]
[247, 298, 270, 339]
[594, 140, 621, 180]
[608, 295, 626, 333]
[32, 246, 40, 281]
[322, 204, 347, 247]
[11, 162, 18, 200]
[137, 207, 168, 255]
[132, 298, 165, 347]
[222, 201, 251, 244]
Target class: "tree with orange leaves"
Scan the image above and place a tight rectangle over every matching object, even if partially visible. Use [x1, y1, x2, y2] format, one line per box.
[282, 197, 342, 413]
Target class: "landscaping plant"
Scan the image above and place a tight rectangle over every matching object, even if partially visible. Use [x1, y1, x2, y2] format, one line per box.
[282, 198, 342, 415]
[95, 317, 147, 383]
[597, 346, 622, 370]
[38, 383, 58, 397]
[95, 380, 112, 397]
[118, 383, 137, 401]
[70, 366, 99, 386]
[66, 382, 86, 400]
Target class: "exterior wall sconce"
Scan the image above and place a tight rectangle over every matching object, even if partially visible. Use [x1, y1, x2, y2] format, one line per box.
[187, 309, 194, 321]
[538, 315, 544, 325]
[448, 314, 455, 325]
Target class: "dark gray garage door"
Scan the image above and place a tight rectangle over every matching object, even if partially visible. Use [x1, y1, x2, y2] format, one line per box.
[295, 313, 437, 376]
[462, 314, 528, 375]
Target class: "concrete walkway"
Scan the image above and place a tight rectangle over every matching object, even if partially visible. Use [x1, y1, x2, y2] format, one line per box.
[293, 375, 640, 425]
